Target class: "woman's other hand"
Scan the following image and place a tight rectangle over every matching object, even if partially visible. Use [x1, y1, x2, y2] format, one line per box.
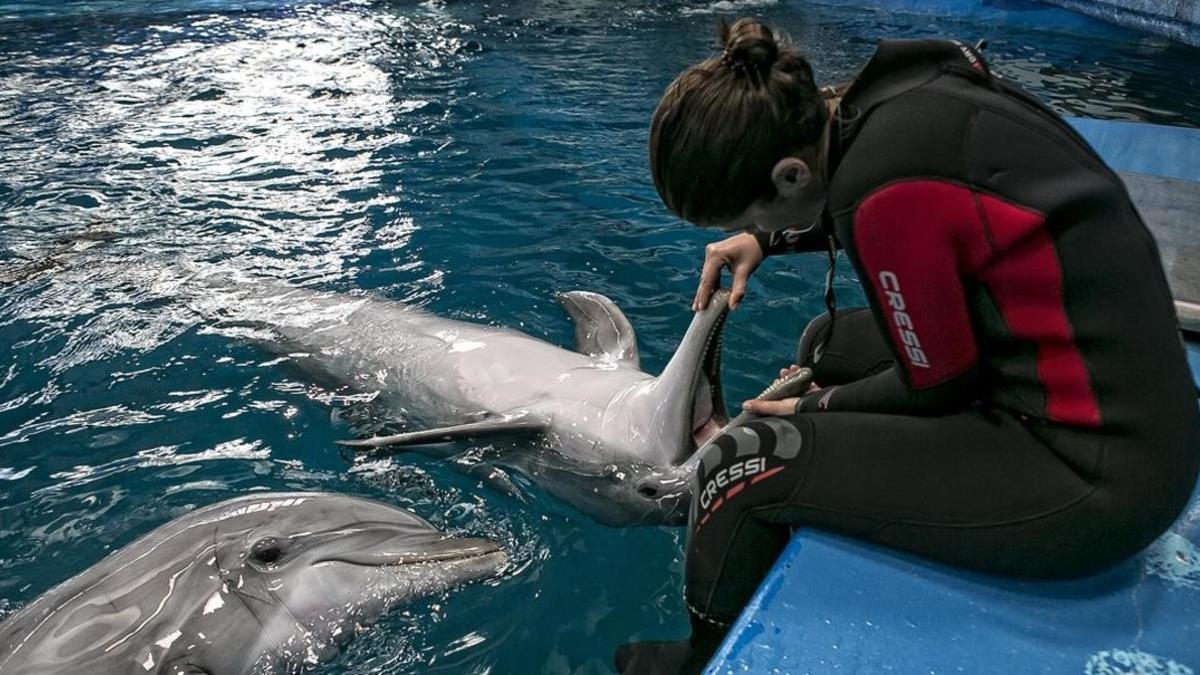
[693, 232, 764, 311]
[742, 364, 820, 416]
[777, 364, 804, 380]
[741, 398, 801, 415]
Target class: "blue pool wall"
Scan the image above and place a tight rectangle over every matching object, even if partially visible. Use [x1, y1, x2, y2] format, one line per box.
[819, 0, 1200, 46]
[1037, 0, 1200, 47]
[708, 118, 1200, 674]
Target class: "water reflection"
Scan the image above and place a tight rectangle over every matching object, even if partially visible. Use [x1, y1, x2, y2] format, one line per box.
[0, 0, 1198, 672]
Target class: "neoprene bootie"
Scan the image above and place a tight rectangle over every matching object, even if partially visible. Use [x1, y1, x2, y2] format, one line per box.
[613, 611, 727, 675]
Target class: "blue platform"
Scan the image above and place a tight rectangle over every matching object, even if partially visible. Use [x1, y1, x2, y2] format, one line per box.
[709, 120, 1200, 674]
[1069, 118, 1200, 183]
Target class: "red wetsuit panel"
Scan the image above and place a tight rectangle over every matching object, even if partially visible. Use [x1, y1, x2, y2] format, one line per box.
[976, 194, 1102, 426]
[853, 181, 1100, 425]
[852, 180, 990, 388]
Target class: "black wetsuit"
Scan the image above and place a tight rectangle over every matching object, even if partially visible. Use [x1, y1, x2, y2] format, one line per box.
[687, 40, 1200, 626]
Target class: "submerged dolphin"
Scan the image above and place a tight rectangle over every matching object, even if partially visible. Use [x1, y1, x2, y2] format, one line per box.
[196, 283, 732, 526]
[0, 492, 506, 675]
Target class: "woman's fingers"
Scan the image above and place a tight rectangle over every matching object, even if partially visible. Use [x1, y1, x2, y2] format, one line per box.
[741, 397, 800, 416]
[692, 245, 727, 311]
[776, 364, 803, 379]
[694, 233, 764, 311]
[729, 262, 750, 310]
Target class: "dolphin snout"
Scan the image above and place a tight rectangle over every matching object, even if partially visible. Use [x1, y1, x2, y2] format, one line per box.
[417, 537, 502, 563]
[701, 288, 731, 316]
[318, 535, 503, 567]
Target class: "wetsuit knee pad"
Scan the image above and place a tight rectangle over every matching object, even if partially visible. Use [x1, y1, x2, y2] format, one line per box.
[686, 416, 813, 620]
[691, 416, 812, 531]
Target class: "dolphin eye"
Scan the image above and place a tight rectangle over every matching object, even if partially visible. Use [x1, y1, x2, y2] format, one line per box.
[249, 537, 285, 567]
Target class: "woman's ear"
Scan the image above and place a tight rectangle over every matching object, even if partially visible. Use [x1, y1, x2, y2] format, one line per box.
[771, 157, 812, 197]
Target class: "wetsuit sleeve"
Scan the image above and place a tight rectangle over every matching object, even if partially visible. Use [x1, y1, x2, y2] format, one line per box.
[753, 224, 833, 256]
[801, 176, 993, 414]
[796, 362, 979, 414]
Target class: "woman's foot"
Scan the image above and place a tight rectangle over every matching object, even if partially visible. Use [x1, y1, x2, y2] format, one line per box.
[614, 638, 709, 675]
[613, 612, 727, 675]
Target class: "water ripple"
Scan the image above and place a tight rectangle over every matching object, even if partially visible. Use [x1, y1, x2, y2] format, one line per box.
[1, 1, 1197, 672]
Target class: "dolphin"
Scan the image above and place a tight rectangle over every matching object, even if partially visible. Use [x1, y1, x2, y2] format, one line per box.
[0, 229, 116, 287]
[194, 282, 732, 526]
[0, 492, 506, 675]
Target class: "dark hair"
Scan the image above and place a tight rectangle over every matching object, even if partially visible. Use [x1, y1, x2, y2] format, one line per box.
[649, 18, 828, 223]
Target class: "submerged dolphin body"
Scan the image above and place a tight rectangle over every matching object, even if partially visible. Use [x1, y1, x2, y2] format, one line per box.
[0, 492, 505, 675]
[198, 283, 731, 525]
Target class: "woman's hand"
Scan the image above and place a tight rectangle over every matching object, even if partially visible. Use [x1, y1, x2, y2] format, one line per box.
[742, 398, 800, 416]
[693, 232, 764, 311]
[742, 364, 820, 416]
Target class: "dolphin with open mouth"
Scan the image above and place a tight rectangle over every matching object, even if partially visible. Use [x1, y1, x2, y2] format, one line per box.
[196, 283, 732, 526]
[0, 492, 506, 675]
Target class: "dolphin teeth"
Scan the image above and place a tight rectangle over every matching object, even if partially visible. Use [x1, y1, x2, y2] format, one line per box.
[756, 367, 814, 401]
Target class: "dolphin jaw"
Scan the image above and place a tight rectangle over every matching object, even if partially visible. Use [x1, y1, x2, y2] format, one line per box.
[313, 537, 504, 568]
[651, 289, 732, 463]
[685, 289, 731, 452]
[694, 302, 730, 448]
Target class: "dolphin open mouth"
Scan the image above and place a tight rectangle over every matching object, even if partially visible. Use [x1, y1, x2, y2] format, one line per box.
[689, 290, 731, 450]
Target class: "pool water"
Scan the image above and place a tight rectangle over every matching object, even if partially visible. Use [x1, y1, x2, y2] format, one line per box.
[0, 0, 1197, 673]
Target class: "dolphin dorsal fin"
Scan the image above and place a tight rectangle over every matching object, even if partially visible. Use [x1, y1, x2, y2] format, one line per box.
[556, 291, 640, 368]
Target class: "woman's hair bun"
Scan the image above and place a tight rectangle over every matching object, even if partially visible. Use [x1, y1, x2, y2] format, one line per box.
[719, 18, 779, 76]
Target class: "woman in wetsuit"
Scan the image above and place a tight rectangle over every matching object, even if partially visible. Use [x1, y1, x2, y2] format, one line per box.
[615, 18, 1200, 675]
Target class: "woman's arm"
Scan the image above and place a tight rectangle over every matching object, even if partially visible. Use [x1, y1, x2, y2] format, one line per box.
[795, 363, 979, 414]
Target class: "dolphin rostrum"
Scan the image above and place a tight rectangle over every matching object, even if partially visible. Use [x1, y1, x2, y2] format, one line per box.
[0, 492, 506, 674]
[195, 282, 732, 526]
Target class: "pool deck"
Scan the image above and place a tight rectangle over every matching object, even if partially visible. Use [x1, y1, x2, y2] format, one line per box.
[708, 119, 1200, 674]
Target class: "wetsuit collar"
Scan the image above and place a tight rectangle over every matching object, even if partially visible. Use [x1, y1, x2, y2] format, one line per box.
[814, 39, 992, 365]
[827, 39, 991, 179]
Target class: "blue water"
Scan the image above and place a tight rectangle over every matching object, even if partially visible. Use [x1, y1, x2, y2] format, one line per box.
[1, 0, 1198, 672]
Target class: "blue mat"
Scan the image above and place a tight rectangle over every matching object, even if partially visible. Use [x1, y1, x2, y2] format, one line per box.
[1069, 118, 1200, 183]
[709, 120, 1200, 674]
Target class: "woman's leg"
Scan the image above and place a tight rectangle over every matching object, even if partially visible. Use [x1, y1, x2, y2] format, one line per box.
[684, 409, 1179, 624]
[621, 310, 1195, 673]
[795, 308, 893, 385]
[621, 406, 1193, 674]
[619, 407, 1101, 675]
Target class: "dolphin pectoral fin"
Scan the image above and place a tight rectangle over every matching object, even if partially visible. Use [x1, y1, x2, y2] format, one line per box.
[337, 414, 546, 452]
[464, 463, 527, 501]
[556, 291, 640, 368]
